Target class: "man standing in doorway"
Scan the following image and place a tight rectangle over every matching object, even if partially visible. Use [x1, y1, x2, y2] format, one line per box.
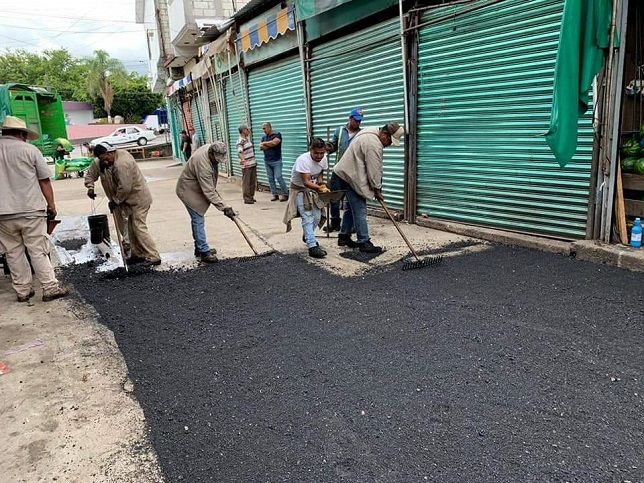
[325, 107, 363, 232]
[176, 142, 236, 263]
[330, 122, 404, 253]
[0, 116, 69, 302]
[236, 125, 257, 204]
[85, 143, 161, 266]
[259, 122, 288, 201]
[180, 130, 192, 163]
[190, 128, 201, 151]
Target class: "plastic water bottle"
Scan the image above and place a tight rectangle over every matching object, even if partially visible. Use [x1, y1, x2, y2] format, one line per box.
[631, 217, 642, 249]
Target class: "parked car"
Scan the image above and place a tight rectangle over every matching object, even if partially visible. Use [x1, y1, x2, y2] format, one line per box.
[90, 126, 156, 147]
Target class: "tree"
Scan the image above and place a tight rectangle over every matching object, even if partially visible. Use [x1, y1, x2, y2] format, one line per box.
[85, 50, 127, 123]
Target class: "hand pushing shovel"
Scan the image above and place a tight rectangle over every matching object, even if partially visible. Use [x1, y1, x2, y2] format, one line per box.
[377, 199, 442, 271]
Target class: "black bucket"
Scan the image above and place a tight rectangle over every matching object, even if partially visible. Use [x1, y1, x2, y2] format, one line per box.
[88, 214, 110, 244]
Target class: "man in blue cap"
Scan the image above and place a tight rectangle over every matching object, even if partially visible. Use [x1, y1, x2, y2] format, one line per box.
[324, 107, 363, 233]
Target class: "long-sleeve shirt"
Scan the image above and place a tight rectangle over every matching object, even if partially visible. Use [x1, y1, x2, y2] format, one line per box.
[84, 149, 152, 208]
[175, 144, 229, 215]
[328, 124, 361, 164]
[333, 128, 383, 200]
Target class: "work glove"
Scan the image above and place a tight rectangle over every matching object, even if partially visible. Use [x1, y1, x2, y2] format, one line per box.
[223, 207, 235, 219]
[87, 188, 96, 200]
[108, 200, 118, 213]
[46, 206, 57, 220]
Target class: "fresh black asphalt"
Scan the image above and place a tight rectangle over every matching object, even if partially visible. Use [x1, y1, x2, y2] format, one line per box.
[64, 246, 644, 482]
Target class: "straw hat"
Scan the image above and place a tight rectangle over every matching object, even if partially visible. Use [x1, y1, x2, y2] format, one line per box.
[1, 116, 39, 140]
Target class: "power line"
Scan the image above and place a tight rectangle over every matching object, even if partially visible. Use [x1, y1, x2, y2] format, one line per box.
[0, 32, 42, 48]
[0, 10, 138, 24]
[0, 23, 142, 34]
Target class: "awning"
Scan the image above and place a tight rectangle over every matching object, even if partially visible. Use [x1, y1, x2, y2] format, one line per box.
[294, 0, 352, 21]
[236, 4, 295, 53]
[167, 73, 193, 96]
[190, 60, 209, 80]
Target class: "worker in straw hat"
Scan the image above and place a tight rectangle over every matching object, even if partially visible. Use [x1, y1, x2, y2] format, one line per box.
[0, 116, 69, 302]
[84, 143, 161, 266]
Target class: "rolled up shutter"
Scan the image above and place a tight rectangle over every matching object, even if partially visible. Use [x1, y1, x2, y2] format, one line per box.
[225, 74, 248, 177]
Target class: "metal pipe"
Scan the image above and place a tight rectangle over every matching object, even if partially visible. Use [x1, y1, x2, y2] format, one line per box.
[403, 0, 505, 33]
[399, 0, 410, 133]
[408, 0, 475, 13]
[600, 0, 629, 242]
[297, 20, 312, 143]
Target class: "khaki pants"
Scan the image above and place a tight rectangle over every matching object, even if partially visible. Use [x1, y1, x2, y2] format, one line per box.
[242, 166, 257, 203]
[0, 217, 60, 297]
[126, 205, 160, 261]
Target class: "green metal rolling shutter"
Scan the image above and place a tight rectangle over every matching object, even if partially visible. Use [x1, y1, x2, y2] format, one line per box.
[310, 18, 405, 209]
[225, 74, 247, 177]
[416, 0, 594, 239]
[206, 78, 228, 174]
[248, 55, 308, 186]
[191, 93, 206, 146]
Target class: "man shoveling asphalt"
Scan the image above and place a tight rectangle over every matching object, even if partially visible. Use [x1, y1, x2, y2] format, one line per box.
[176, 142, 236, 263]
[329, 122, 404, 253]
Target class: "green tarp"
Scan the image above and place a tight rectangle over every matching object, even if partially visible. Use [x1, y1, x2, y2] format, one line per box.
[295, 0, 353, 21]
[545, 0, 612, 167]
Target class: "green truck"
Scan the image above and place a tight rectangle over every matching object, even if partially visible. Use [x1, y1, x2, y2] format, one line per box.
[0, 83, 68, 157]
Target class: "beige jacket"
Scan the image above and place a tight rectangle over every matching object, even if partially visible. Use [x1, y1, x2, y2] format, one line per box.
[175, 144, 228, 215]
[282, 183, 326, 233]
[333, 128, 383, 200]
[84, 149, 152, 209]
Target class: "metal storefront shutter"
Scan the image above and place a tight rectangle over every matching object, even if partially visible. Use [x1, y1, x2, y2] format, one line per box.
[206, 77, 228, 174]
[247, 55, 308, 186]
[416, 0, 594, 239]
[191, 92, 206, 145]
[225, 74, 247, 177]
[310, 18, 405, 209]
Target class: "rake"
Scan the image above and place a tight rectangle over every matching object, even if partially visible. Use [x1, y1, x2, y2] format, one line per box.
[377, 199, 442, 271]
[231, 216, 277, 261]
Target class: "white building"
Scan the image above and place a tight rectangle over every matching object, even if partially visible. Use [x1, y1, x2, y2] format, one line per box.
[135, 0, 175, 93]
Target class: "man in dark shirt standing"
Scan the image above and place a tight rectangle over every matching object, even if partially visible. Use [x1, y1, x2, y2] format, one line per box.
[259, 122, 288, 201]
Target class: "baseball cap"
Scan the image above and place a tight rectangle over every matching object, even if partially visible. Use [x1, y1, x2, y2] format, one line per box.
[349, 108, 364, 121]
[386, 122, 404, 146]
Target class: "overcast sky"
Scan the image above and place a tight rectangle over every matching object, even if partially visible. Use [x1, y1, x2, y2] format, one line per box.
[0, 0, 150, 75]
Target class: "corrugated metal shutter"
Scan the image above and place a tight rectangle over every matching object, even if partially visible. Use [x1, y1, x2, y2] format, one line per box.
[190, 92, 206, 145]
[247, 55, 308, 186]
[225, 74, 248, 177]
[310, 18, 405, 209]
[206, 77, 228, 174]
[416, 0, 594, 239]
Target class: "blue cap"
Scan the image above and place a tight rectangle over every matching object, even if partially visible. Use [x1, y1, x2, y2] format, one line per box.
[349, 108, 364, 121]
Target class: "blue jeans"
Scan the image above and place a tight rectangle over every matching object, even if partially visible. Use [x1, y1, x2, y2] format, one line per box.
[187, 206, 209, 253]
[330, 173, 369, 243]
[296, 192, 321, 249]
[329, 200, 341, 223]
[265, 159, 288, 196]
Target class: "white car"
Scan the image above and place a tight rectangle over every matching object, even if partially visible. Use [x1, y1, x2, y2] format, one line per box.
[91, 126, 156, 147]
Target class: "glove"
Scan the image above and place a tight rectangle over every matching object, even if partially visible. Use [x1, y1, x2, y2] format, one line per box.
[87, 189, 96, 200]
[108, 200, 118, 213]
[223, 207, 235, 219]
[46, 206, 57, 220]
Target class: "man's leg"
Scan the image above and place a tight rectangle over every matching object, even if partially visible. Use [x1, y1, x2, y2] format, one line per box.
[265, 162, 277, 196]
[187, 206, 210, 254]
[128, 205, 161, 262]
[20, 217, 64, 296]
[249, 166, 257, 200]
[0, 218, 34, 298]
[274, 160, 288, 197]
[296, 192, 317, 249]
[344, 187, 370, 243]
[242, 168, 254, 203]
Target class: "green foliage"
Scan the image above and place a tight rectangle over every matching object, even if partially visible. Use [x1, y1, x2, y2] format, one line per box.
[92, 87, 163, 123]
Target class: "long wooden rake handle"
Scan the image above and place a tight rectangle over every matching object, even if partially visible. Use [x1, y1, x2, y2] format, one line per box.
[231, 216, 259, 255]
[377, 199, 421, 262]
[111, 212, 129, 272]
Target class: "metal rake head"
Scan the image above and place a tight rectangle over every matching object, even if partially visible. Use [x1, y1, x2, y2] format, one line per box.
[402, 255, 443, 271]
[238, 250, 277, 262]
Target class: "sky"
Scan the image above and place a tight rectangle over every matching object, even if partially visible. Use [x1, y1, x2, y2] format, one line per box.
[0, 0, 150, 75]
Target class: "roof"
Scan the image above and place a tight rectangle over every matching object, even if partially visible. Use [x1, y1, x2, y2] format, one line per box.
[62, 101, 94, 112]
[232, 0, 284, 24]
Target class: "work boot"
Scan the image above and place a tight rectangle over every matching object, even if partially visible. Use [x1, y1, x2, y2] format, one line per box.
[143, 258, 162, 267]
[17, 289, 35, 303]
[337, 233, 359, 248]
[126, 255, 146, 265]
[323, 219, 341, 233]
[194, 247, 217, 257]
[199, 252, 219, 263]
[42, 286, 70, 302]
[279, 195, 288, 202]
[244, 200, 255, 204]
[308, 245, 326, 259]
[358, 240, 383, 254]
[270, 195, 279, 201]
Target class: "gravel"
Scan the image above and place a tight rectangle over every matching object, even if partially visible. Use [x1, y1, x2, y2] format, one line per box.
[63, 246, 644, 482]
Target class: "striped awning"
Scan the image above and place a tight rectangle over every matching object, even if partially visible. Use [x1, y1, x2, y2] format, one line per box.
[167, 73, 192, 96]
[236, 4, 295, 53]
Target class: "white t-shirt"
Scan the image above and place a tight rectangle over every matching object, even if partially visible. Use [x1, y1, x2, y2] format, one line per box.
[290, 151, 328, 188]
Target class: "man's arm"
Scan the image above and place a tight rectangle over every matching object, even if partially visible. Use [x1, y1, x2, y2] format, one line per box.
[112, 156, 136, 204]
[363, 144, 384, 198]
[301, 173, 321, 191]
[196, 157, 228, 211]
[84, 160, 100, 189]
[237, 143, 246, 165]
[38, 178, 56, 215]
[326, 128, 340, 154]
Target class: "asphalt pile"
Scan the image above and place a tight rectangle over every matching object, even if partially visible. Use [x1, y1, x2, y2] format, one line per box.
[64, 246, 644, 482]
